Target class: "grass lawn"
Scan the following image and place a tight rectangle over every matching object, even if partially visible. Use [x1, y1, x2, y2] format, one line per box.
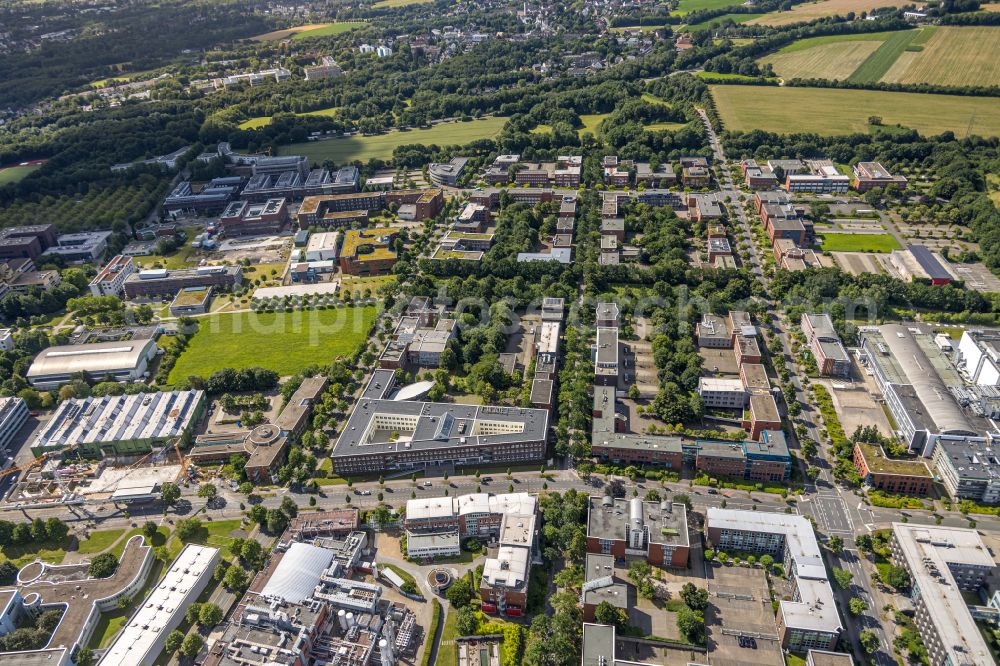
[817, 233, 901, 253]
[987, 173, 1000, 209]
[167, 306, 376, 383]
[278, 117, 506, 164]
[881, 26, 1000, 87]
[696, 71, 778, 83]
[239, 106, 342, 130]
[645, 121, 689, 131]
[710, 85, 1000, 137]
[685, 13, 764, 31]
[761, 34, 894, 81]
[110, 526, 170, 559]
[383, 563, 417, 588]
[87, 559, 164, 649]
[76, 529, 126, 554]
[132, 225, 204, 270]
[0, 163, 42, 186]
[578, 113, 610, 136]
[187, 519, 244, 549]
[530, 124, 553, 134]
[610, 24, 664, 32]
[0, 540, 66, 568]
[641, 93, 671, 106]
[340, 274, 396, 297]
[438, 608, 460, 666]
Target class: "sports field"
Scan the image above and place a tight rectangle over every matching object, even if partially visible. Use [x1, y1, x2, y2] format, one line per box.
[0, 162, 43, 186]
[167, 306, 376, 382]
[747, 0, 909, 25]
[710, 85, 1000, 137]
[817, 233, 901, 253]
[251, 22, 361, 41]
[278, 117, 506, 163]
[880, 27, 1000, 87]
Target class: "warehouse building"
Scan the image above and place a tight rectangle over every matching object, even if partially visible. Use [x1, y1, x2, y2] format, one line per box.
[889, 523, 994, 666]
[955, 329, 1000, 387]
[26, 338, 160, 390]
[707, 509, 841, 652]
[98, 544, 219, 666]
[30, 390, 205, 457]
[331, 372, 548, 474]
[305, 231, 340, 262]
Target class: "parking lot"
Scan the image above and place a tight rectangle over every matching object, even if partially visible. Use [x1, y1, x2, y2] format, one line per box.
[814, 375, 894, 438]
[705, 565, 784, 666]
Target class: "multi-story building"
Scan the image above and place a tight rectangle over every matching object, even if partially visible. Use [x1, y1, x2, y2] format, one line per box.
[707, 509, 842, 652]
[744, 392, 780, 440]
[741, 158, 779, 189]
[0, 224, 57, 260]
[801, 313, 851, 377]
[635, 162, 675, 187]
[305, 231, 340, 262]
[304, 56, 343, 80]
[853, 442, 933, 495]
[931, 437, 1000, 504]
[468, 187, 554, 210]
[889, 523, 994, 665]
[479, 511, 538, 616]
[218, 198, 287, 236]
[0, 397, 28, 454]
[697, 377, 747, 409]
[331, 371, 548, 474]
[594, 326, 619, 386]
[784, 160, 850, 194]
[554, 155, 582, 187]
[696, 313, 730, 348]
[688, 193, 723, 222]
[595, 302, 620, 328]
[0, 328, 12, 351]
[163, 177, 242, 213]
[123, 265, 243, 299]
[42, 231, 111, 263]
[735, 335, 762, 366]
[681, 165, 710, 187]
[685, 430, 791, 482]
[428, 157, 470, 186]
[851, 161, 907, 193]
[339, 227, 403, 276]
[89, 255, 137, 297]
[586, 496, 690, 567]
[591, 433, 684, 469]
[405, 492, 536, 559]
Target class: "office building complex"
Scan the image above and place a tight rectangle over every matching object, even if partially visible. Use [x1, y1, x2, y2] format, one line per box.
[706, 509, 842, 652]
[163, 177, 242, 213]
[479, 511, 538, 616]
[42, 231, 111, 263]
[428, 157, 470, 186]
[801, 313, 851, 377]
[851, 161, 907, 193]
[0, 397, 28, 454]
[852, 441, 933, 495]
[89, 255, 137, 297]
[218, 198, 288, 236]
[0, 224, 58, 260]
[331, 371, 548, 474]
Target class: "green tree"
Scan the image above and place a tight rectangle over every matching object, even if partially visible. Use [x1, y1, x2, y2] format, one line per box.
[679, 582, 708, 611]
[223, 565, 250, 592]
[44, 517, 69, 542]
[197, 483, 217, 499]
[176, 518, 202, 541]
[185, 602, 204, 624]
[884, 565, 911, 590]
[76, 648, 95, 666]
[88, 553, 118, 579]
[180, 633, 204, 658]
[859, 629, 879, 654]
[832, 568, 853, 590]
[676, 606, 705, 644]
[198, 603, 223, 627]
[142, 521, 158, 541]
[849, 597, 867, 615]
[280, 496, 298, 518]
[446, 577, 475, 608]
[594, 600, 627, 627]
[827, 535, 844, 554]
[455, 606, 479, 636]
[265, 508, 289, 534]
[160, 482, 181, 505]
[165, 629, 185, 653]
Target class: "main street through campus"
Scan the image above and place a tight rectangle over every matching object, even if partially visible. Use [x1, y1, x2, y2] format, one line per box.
[698, 108, 896, 666]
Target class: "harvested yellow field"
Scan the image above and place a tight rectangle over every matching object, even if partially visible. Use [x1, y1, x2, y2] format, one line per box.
[251, 23, 338, 41]
[982, 3, 1000, 10]
[762, 41, 882, 80]
[880, 27, 1000, 87]
[747, 0, 909, 25]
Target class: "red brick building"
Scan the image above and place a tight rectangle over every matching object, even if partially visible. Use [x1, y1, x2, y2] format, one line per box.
[853, 442, 933, 496]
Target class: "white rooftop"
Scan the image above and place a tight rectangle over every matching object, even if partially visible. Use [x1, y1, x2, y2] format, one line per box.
[99, 544, 219, 665]
[407, 492, 537, 521]
[260, 541, 335, 603]
[697, 377, 746, 392]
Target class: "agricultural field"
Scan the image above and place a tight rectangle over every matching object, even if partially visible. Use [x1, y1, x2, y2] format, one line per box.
[0, 161, 43, 186]
[251, 22, 361, 41]
[847, 29, 920, 82]
[578, 113, 611, 135]
[239, 106, 342, 130]
[373, 0, 432, 7]
[747, 0, 910, 25]
[710, 85, 1000, 137]
[880, 27, 1000, 87]
[166, 306, 376, 382]
[817, 233, 901, 253]
[685, 13, 764, 31]
[762, 39, 885, 80]
[673, 0, 742, 15]
[278, 117, 507, 163]
[988, 174, 1000, 209]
